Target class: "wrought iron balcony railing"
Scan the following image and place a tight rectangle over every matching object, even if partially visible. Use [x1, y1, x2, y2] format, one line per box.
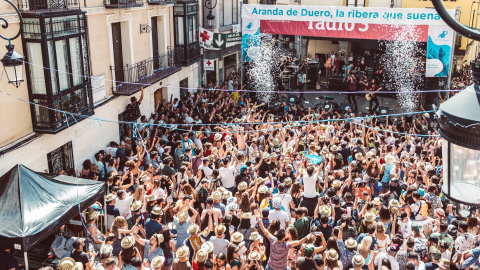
[111, 48, 182, 95]
[104, 0, 143, 8]
[17, 0, 80, 11]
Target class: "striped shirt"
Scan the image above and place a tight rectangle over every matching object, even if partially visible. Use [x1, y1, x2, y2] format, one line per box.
[267, 235, 292, 270]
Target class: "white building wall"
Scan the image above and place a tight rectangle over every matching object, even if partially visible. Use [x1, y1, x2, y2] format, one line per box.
[0, 66, 199, 176]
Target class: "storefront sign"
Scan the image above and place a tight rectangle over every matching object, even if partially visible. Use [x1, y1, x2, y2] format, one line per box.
[199, 27, 214, 49]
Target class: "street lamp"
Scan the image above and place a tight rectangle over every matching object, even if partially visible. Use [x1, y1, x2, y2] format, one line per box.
[0, 0, 24, 88]
[204, 0, 216, 29]
[435, 61, 480, 206]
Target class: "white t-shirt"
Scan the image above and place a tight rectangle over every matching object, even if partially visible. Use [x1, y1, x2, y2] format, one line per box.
[115, 195, 134, 220]
[303, 173, 319, 198]
[219, 165, 235, 188]
[198, 165, 213, 180]
[153, 188, 166, 198]
[398, 218, 413, 239]
[273, 193, 293, 215]
[210, 236, 229, 255]
[268, 209, 289, 229]
[390, 167, 400, 180]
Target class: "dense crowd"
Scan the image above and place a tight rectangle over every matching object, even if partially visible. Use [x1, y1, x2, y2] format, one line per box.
[4, 85, 480, 270]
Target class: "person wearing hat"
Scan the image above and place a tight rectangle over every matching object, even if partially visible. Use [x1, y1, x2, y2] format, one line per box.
[325, 249, 342, 270]
[351, 254, 364, 270]
[145, 206, 165, 239]
[172, 246, 192, 270]
[438, 258, 450, 270]
[70, 238, 95, 270]
[151, 255, 166, 270]
[174, 203, 199, 249]
[218, 157, 237, 193]
[192, 249, 209, 270]
[197, 179, 210, 214]
[131, 226, 165, 266]
[200, 197, 222, 238]
[300, 164, 322, 217]
[209, 224, 229, 255]
[85, 209, 105, 250]
[269, 197, 289, 229]
[184, 223, 207, 263]
[424, 247, 441, 270]
[296, 243, 326, 270]
[338, 222, 358, 270]
[273, 183, 294, 218]
[106, 193, 120, 231]
[58, 257, 76, 270]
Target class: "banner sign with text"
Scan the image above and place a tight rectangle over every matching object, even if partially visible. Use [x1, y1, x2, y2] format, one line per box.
[242, 5, 454, 26]
[200, 27, 242, 50]
[426, 25, 454, 77]
[261, 20, 429, 42]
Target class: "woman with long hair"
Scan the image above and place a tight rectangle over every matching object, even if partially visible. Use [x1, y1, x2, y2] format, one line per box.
[227, 244, 242, 270]
[262, 220, 280, 263]
[366, 159, 381, 181]
[118, 235, 141, 269]
[326, 236, 341, 257]
[375, 223, 390, 253]
[160, 227, 176, 270]
[111, 216, 135, 256]
[289, 182, 302, 209]
[239, 192, 252, 213]
[324, 249, 342, 270]
[213, 253, 231, 270]
[358, 236, 373, 267]
[85, 210, 105, 250]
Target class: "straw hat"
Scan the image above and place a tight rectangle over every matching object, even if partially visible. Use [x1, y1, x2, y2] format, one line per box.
[373, 197, 381, 206]
[319, 205, 331, 216]
[147, 194, 157, 202]
[390, 206, 400, 216]
[262, 152, 269, 159]
[352, 254, 365, 268]
[151, 256, 166, 268]
[215, 224, 226, 235]
[248, 251, 262, 261]
[355, 153, 363, 161]
[330, 145, 338, 152]
[121, 235, 135, 249]
[307, 134, 314, 141]
[154, 233, 164, 244]
[438, 258, 450, 269]
[270, 152, 278, 159]
[249, 231, 261, 241]
[332, 180, 341, 188]
[389, 199, 399, 208]
[284, 157, 291, 164]
[214, 133, 222, 141]
[178, 211, 189, 223]
[73, 263, 83, 270]
[212, 191, 222, 201]
[309, 142, 316, 148]
[256, 177, 266, 184]
[101, 245, 113, 256]
[242, 212, 252, 219]
[272, 138, 281, 146]
[238, 181, 248, 191]
[151, 206, 163, 216]
[385, 154, 395, 165]
[345, 238, 358, 249]
[258, 185, 268, 194]
[325, 249, 339, 261]
[139, 174, 150, 182]
[321, 149, 328, 156]
[285, 147, 293, 154]
[318, 135, 326, 142]
[86, 210, 100, 221]
[130, 200, 142, 212]
[106, 193, 116, 202]
[58, 257, 76, 270]
[202, 241, 214, 254]
[232, 232, 244, 243]
[211, 147, 218, 154]
[284, 177, 292, 185]
[196, 249, 208, 263]
[188, 224, 200, 235]
[364, 211, 376, 222]
[320, 124, 327, 130]
[222, 191, 232, 200]
[176, 246, 189, 259]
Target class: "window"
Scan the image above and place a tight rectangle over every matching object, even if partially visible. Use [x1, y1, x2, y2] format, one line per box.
[174, 2, 200, 66]
[210, 0, 239, 27]
[47, 141, 74, 174]
[346, 0, 365, 7]
[180, 78, 189, 98]
[22, 12, 94, 133]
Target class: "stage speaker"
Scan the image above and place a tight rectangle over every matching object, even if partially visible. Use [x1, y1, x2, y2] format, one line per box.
[329, 76, 344, 91]
[340, 103, 354, 113]
[307, 66, 318, 87]
[288, 94, 299, 104]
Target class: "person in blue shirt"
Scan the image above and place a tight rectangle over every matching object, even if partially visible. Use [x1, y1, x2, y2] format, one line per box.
[145, 206, 164, 239]
[368, 177, 382, 198]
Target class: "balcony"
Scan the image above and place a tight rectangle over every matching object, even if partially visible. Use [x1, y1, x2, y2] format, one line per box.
[111, 48, 182, 96]
[148, 0, 173, 5]
[32, 86, 94, 133]
[105, 0, 143, 8]
[18, 0, 79, 12]
[179, 43, 200, 66]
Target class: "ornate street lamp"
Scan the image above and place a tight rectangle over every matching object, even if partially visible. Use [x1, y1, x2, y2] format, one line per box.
[435, 61, 480, 206]
[0, 0, 24, 88]
[205, 0, 216, 29]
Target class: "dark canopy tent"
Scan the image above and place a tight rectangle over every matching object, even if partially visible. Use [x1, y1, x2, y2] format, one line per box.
[0, 164, 105, 268]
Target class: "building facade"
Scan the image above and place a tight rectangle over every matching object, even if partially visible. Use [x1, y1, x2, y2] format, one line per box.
[0, 0, 200, 175]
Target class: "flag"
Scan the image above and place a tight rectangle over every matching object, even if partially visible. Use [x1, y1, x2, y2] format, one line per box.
[304, 154, 322, 165]
[199, 27, 214, 49]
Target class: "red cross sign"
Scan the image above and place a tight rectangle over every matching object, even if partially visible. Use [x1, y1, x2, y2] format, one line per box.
[200, 30, 211, 42]
[206, 60, 212, 66]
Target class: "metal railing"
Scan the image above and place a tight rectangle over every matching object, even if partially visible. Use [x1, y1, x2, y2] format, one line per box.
[17, 0, 80, 11]
[104, 0, 143, 8]
[179, 43, 200, 66]
[111, 48, 182, 95]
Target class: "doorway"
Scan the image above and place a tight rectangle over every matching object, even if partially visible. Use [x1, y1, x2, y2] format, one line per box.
[112, 22, 124, 83]
[151, 17, 160, 70]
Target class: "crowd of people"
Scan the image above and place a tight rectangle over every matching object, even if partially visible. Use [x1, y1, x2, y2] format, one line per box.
[4, 83, 480, 270]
